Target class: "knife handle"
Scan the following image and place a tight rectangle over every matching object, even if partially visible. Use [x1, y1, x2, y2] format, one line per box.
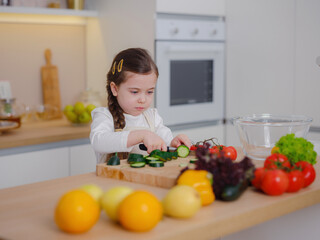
[139, 144, 170, 152]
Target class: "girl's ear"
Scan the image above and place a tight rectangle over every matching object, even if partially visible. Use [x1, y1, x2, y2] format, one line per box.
[110, 82, 118, 96]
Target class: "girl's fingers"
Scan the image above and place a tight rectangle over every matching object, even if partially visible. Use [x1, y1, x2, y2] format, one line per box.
[161, 142, 167, 152]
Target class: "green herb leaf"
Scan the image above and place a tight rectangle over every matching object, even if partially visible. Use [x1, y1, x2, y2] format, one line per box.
[275, 134, 317, 165]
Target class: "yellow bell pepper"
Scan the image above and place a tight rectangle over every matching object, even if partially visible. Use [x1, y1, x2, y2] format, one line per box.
[177, 169, 215, 206]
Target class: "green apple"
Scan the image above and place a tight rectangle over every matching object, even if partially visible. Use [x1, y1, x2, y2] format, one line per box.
[80, 184, 104, 203]
[100, 186, 134, 221]
[162, 185, 201, 218]
[86, 104, 96, 114]
[74, 102, 85, 115]
[64, 111, 78, 123]
[78, 111, 91, 123]
[63, 104, 74, 113]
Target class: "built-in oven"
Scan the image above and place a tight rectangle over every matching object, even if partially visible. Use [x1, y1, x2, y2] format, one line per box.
[155, 14, 225, 127]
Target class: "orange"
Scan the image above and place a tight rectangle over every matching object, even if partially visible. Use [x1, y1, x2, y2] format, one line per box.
[118, 190, 163, 232]
[54, 189, 100, 234]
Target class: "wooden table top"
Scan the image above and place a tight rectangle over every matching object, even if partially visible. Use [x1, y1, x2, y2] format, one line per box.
[0, 118, 90, 149]
[1, 159, 320, 240]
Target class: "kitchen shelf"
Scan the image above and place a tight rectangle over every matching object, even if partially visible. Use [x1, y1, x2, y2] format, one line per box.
[0, 6, 98, 25]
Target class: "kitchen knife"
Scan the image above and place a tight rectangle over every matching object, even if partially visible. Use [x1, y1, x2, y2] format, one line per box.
[139, 144, 177, 152]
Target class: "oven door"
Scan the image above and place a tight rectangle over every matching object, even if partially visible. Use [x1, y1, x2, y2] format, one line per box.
[155, 40, 225, 126]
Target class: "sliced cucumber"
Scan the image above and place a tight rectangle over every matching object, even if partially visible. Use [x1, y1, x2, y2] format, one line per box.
[127, 153, 145, 164]
[130, 162, 146, 168]
[145, 156, 160, 164]
[149, 161, 164, 167]
[145, 157, 160, 161]
[189, 158, 198, 164]
[179, 163, 188, 167]
[177, 145, 190, 158]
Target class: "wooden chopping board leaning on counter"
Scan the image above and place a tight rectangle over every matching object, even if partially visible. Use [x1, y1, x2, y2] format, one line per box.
[41, 48, 62, 119]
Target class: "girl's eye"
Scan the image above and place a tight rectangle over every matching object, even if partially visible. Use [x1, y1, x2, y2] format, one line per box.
[147, 90, 154, 94]
[130, 91, 138, 94]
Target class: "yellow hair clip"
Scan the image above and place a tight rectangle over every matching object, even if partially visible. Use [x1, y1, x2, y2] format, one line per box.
[112, 61, 116, 75]
[117, 59, 124, 73]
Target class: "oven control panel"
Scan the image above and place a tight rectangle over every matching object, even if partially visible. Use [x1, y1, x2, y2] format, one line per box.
[156, 15, 225, 41]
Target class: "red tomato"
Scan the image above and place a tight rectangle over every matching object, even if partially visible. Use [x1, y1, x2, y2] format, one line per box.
[222, 146, 237, 161]
[264, 153, 290, 169]
[190, 144, 204, 151]
[209, 145, 222, 154]
[251, 167, 266, 189]
[295, 161, 316, 188]
[261, 169, 289, 196]
[190, 145, 197, 151]
[209, 145, 237, 161]
[286, 170, 304, 193]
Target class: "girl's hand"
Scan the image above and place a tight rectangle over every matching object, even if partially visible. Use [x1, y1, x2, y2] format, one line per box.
[170, 134, 192, 149]
[143, 131, 167, 153]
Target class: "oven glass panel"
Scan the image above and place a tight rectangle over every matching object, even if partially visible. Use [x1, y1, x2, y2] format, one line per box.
[170, 60, 213, 106]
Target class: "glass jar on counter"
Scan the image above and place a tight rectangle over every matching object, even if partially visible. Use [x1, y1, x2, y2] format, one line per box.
[0, 98, 25, 127]
[78, 89, 105, 107]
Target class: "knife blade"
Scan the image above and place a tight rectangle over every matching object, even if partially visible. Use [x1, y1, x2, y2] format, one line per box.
[139, 144, 177, 152]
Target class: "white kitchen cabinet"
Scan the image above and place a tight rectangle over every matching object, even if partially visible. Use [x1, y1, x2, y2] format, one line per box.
[223, 202, 320, 240]
[70, 144, 96, 176]
[0, 142, 97, 189]
[156, 0, 225, 17]
[225, 0, 320, 145]
[0, 147, 69, 189]
[225, 0, 295, 119]
[294, 0, 320, 126]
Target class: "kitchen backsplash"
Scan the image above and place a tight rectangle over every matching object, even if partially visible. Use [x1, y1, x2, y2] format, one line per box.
[0, 22, 86, 109]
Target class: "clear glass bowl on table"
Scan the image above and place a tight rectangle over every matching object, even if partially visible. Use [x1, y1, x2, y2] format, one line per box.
[233, 114, 312, 161]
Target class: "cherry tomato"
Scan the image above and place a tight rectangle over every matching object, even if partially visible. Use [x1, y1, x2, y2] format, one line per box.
[222, 146, 237, 161]
[190, 145, 197, 151]
[209, 145, 237, 161]
[286, 170, 304, 193]
[251, 167, 266, 189]
[261, 169, 289, 196]
[295, 161, 316, 188]
[264, 153, 290, 169]
[209, 147, 220, 154]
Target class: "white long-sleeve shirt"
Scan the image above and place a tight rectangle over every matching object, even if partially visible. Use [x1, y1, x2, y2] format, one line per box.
[90, 107, 173, 163]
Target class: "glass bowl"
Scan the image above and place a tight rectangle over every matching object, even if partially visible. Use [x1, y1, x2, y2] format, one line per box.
[233, 114, 312, 160]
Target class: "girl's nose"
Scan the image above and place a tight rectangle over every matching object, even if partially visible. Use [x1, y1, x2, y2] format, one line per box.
[138, 95, 146, 103]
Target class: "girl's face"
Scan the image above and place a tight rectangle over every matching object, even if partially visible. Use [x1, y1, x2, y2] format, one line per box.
[110, 71, 157, 116]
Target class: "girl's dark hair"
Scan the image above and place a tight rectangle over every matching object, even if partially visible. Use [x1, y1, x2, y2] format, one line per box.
[106, 48, 158, 130]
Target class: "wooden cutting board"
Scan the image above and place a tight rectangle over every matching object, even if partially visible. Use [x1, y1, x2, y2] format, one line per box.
[41, 49, 62, 118]
[96, 156, 195, 189]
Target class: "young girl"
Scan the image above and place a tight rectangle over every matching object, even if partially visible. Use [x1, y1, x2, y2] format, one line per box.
[90, 48, 191, 163]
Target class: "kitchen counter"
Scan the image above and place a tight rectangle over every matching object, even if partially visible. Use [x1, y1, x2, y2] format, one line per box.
[1, 158, 320, 240]
[0, 118, 90, 150]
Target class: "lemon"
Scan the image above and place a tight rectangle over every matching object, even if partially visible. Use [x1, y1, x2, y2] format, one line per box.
[100, 186, 134, 221]
[162, 185, 201, 218]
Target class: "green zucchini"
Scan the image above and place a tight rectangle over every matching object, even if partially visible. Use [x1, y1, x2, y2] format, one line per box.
[107, 153, 120, 165]
[221, 180, 248, 201]
[149, 161, 164, 167]
[127, 153, 145, 164]
[171, 151, 178, 159]
[130, 162, 146, 168]
[177, 145, 190, 158]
